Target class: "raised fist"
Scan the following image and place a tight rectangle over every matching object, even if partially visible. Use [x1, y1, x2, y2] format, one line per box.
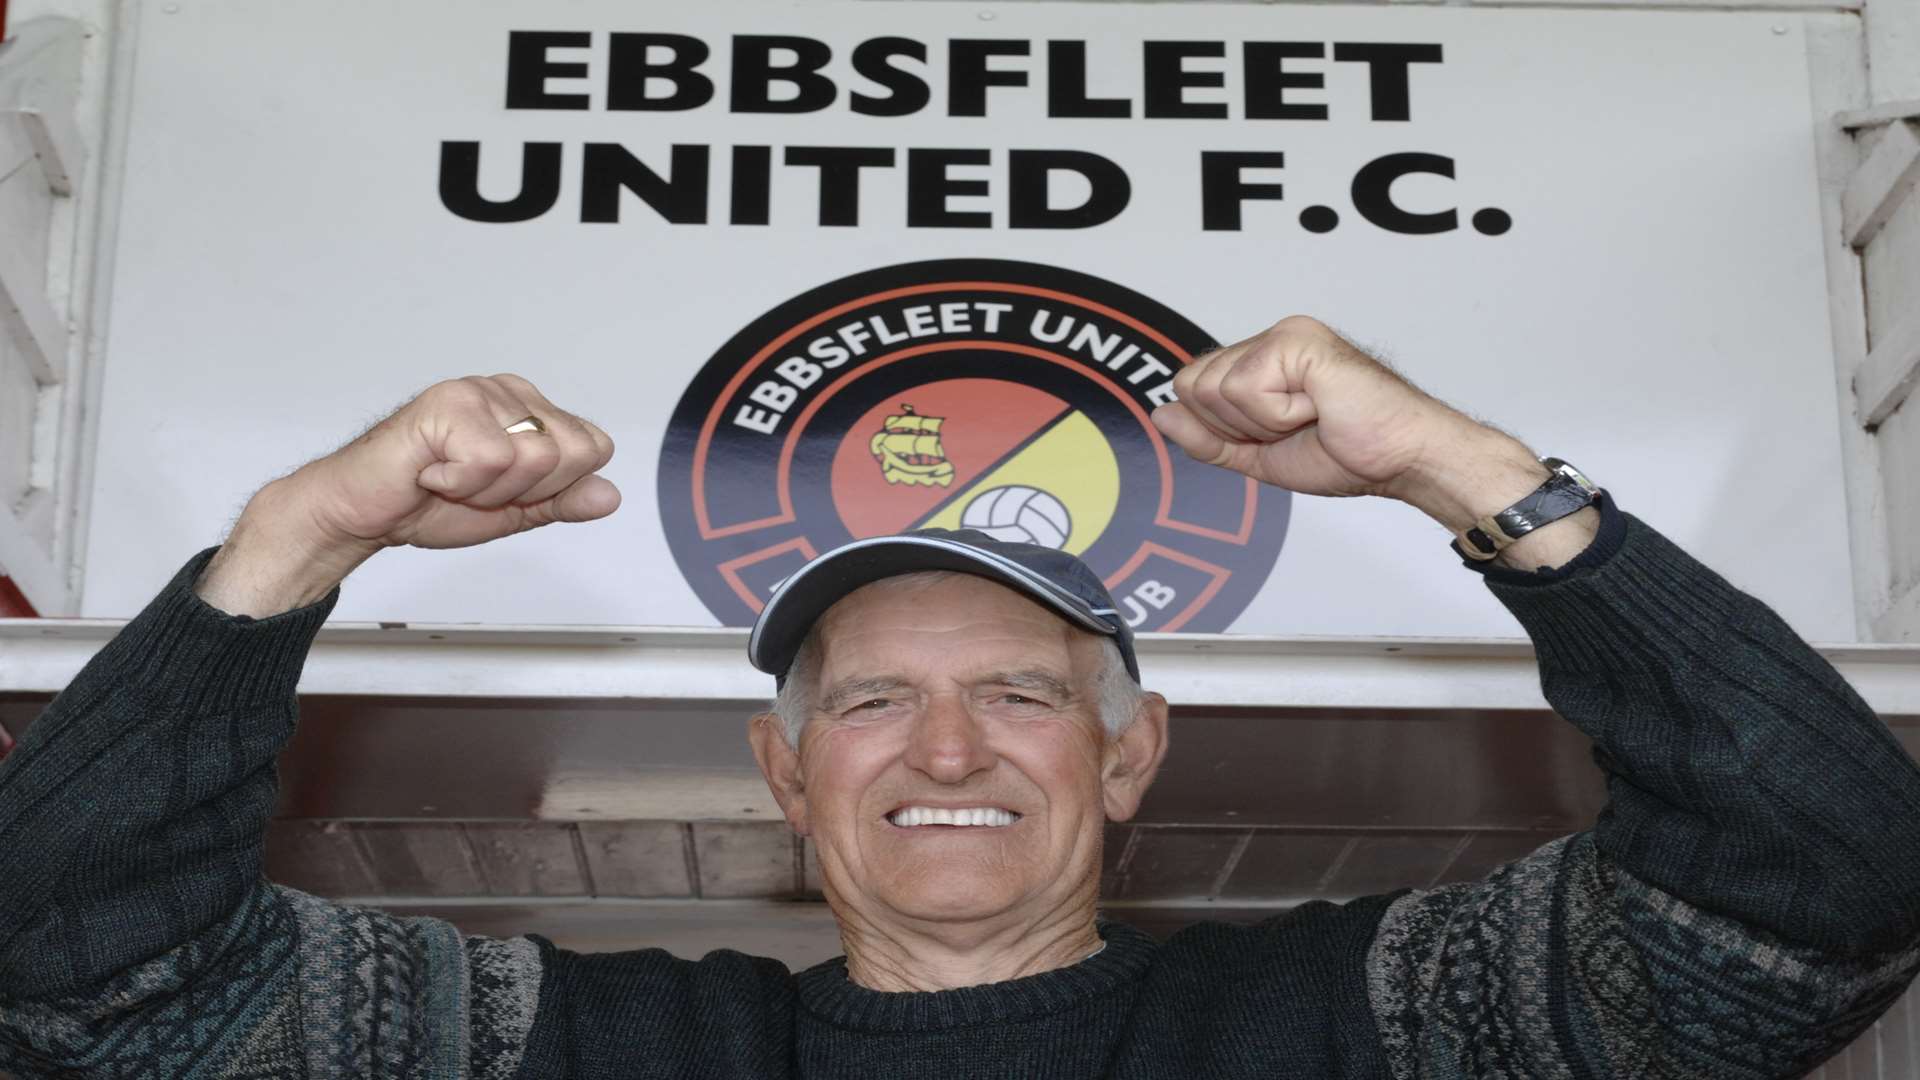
[289, 373, 620, 553]
[1149, 316, 1474, 501]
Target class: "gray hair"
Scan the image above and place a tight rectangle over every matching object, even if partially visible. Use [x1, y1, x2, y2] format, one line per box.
[771, 570, 1145, 745]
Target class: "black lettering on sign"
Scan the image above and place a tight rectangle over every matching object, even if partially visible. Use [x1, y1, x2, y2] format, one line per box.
[1008, 150, 1130, 229]
[1200, 151, 1285, 231]
[1243, 42, 1327, 121]
[1143, 41, 1227, 120]
[907, 148, 992, 228]
[1047, 41, 1130, 118]
[850, 37, 930, 117]
[1331, 42, 1443, 122]
[1351, 152, 1454, 234]
[786, 146, 899, 226]
[730, 145, 772, 226]
[580, 144, 710, 224]
[440, 142, 562, 223]
[491, 32, 1445, 120]
[732, 35, 837, 113]
[949, 39, 1030, 117]
[607, 33, 715, 111]
[505, 31, 590, 110]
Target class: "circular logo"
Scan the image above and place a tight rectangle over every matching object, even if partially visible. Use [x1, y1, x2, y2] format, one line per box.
[658, 258, 1291, 633]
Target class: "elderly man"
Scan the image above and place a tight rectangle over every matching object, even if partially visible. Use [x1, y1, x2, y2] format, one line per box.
[2, 317, 1918, 1078]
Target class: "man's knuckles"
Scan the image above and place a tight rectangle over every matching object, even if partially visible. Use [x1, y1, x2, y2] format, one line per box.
[1264, 314, 1334, 342]
[426, 376, 501, 414]
[1215, 365, 1286, 429]
[1182, 374, 1229, 416]
[511, 450, 604, 507]
[463, 435, 523, 477]
[510, 431, 566, 474]
[485, 371, 539, 392]
[471, 448, 572, 507]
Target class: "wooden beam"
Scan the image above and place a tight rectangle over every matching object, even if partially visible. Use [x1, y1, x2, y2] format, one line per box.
[1836, 99, 1920, 131]
[1843, 119, 1920, 249]
[1857, 312, 1920, 429]
[0, 164, 66, 385]
[0, 19, 84, 194]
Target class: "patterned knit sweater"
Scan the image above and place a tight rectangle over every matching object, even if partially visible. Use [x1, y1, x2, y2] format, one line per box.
[2, 491, 1919, 1078]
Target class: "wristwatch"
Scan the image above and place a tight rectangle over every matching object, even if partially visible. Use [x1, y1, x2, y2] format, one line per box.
[1450, 457, 1603, 562]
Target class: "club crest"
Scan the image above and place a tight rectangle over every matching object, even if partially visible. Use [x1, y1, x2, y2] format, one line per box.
[657, 259, 1292, 632]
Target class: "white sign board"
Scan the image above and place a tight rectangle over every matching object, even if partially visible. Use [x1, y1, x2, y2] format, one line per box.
[84, 0, 1853, 641]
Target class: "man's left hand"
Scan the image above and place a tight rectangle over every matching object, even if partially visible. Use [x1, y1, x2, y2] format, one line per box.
[1152, 316, 1606, 571]
[1149, 316, 1491, 503]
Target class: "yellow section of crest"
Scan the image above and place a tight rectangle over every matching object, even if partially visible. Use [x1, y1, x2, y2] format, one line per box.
[919, 411, 1119, 555]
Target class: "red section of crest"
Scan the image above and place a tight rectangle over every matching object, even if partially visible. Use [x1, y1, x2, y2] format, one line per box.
[830, 378, 1069, 538]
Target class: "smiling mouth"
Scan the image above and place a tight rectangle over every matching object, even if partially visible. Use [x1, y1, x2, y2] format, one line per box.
[886, 806, 1021, 828]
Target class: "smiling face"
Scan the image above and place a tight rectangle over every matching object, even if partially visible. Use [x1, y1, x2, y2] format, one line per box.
[748, 572, 1167, 941]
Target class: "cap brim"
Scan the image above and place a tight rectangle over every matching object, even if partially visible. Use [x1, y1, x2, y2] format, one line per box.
[748, 535, 1124, 685]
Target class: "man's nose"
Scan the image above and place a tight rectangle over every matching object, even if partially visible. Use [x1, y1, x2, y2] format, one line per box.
[902, 694, 997, 783]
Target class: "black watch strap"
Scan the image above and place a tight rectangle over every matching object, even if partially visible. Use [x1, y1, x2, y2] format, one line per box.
[1452, 458, 1602, 562]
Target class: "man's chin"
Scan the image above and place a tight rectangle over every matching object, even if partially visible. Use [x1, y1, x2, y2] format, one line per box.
[879, 874, 1031, 924]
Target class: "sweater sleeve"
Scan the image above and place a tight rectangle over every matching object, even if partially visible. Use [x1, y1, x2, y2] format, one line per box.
[1365, 491, 1920, 1079]
[0, 548, 543, 1078]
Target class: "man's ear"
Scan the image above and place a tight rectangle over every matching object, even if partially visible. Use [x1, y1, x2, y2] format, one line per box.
[1101, 691, 1170, 822]
[748, 712, 811, 837]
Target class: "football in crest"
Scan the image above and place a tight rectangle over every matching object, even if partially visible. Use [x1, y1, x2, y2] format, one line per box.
[960, 486, 1073, 550]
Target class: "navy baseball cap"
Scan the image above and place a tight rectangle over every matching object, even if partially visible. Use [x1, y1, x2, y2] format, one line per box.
[748, 527, 1140, 688]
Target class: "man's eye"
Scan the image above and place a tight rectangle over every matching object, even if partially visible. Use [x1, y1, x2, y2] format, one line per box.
[997, 693, 1046, 707]
[852, 699, 892, 712]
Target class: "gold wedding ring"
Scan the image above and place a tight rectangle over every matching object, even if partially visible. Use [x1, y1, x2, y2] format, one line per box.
[504, 415, 549, 435]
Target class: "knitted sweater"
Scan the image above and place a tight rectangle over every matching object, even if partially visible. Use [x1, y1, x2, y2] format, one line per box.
[2, 491, 1918, 1078]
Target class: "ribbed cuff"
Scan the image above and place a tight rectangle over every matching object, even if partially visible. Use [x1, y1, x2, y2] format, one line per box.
[102, 546, 341, 713]
[1475, 507, 1770, 677]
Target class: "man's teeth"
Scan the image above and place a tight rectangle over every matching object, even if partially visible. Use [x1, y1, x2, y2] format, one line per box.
[888, 806, 1018, 828]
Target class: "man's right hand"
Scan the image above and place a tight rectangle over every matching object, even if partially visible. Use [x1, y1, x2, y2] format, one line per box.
[195, 374, 620, 617]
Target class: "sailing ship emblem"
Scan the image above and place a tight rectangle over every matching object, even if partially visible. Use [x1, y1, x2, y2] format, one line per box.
[869, 404, 955, 487]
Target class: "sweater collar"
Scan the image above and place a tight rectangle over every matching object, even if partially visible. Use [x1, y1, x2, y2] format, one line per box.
[795, 920, 1156, 1033]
